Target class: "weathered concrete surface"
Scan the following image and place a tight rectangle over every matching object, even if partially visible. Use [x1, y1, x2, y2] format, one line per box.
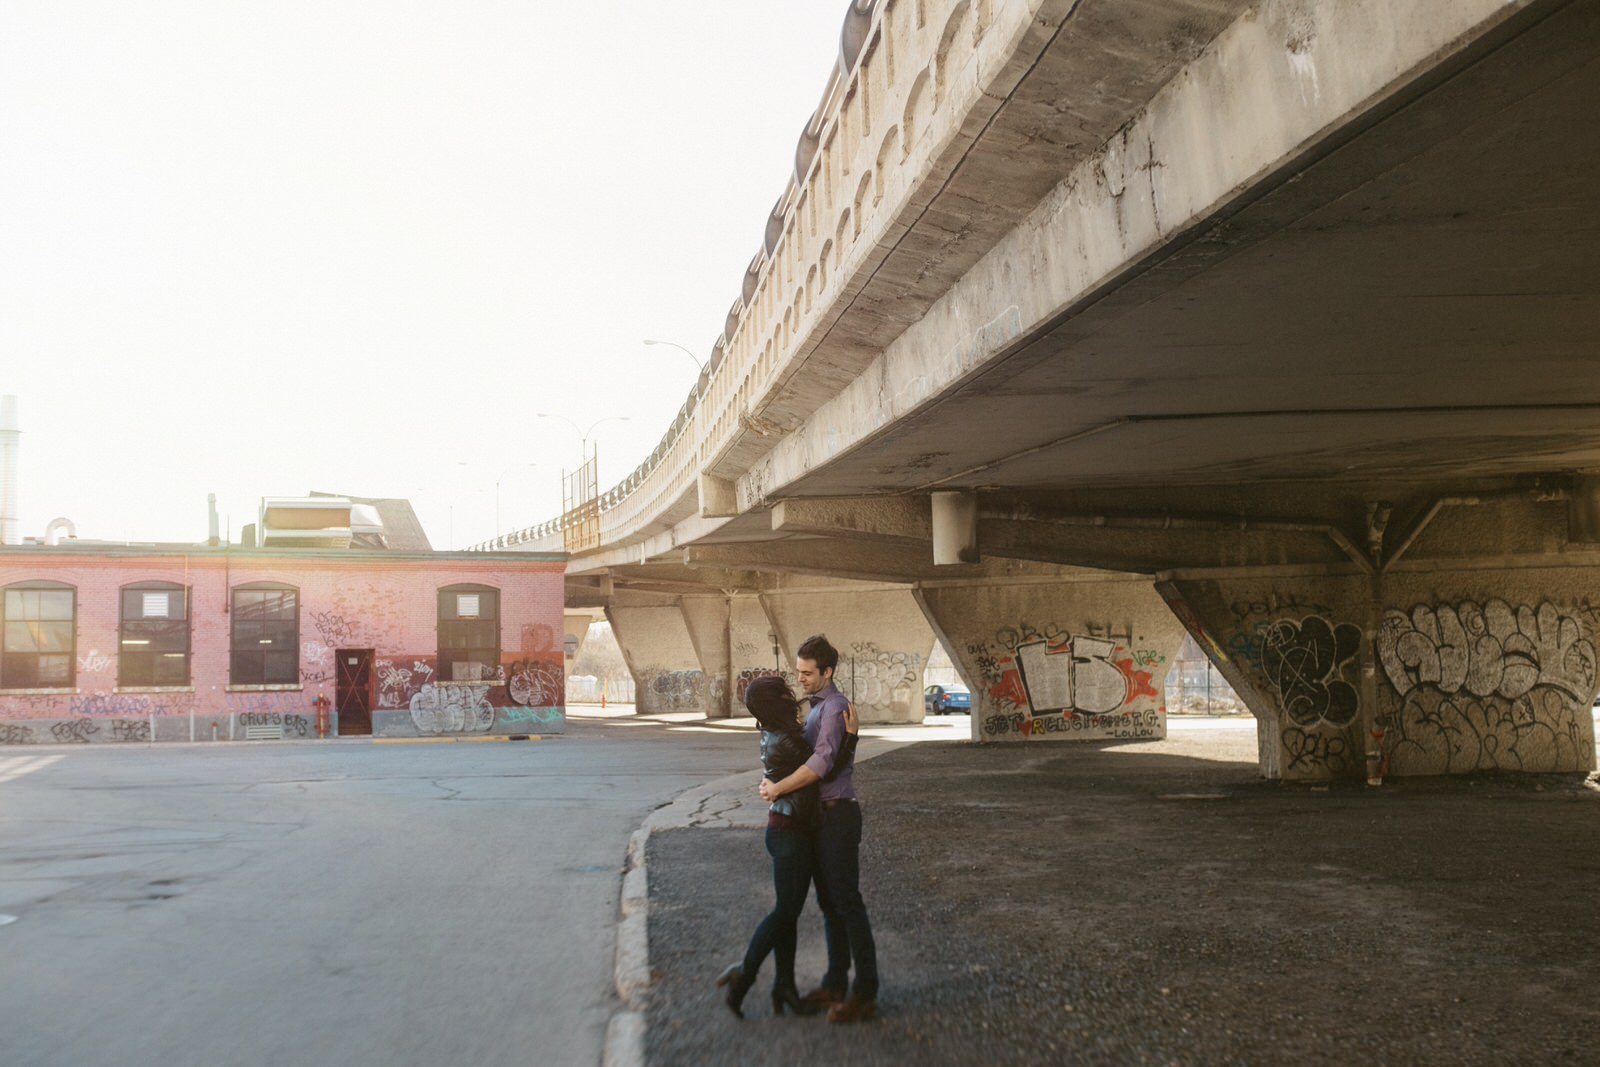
[521, 0, 1598, 786]
[761, 580, 936, 723]
[644, 719, 1600, 1066]
[609, 600, 707, 715]
[1158, 558, 1600, 781]
[916, 574, 1186, 743]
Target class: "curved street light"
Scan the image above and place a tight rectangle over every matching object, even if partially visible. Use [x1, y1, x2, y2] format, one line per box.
[534, 413, 632, 464]
[642, 338, 704, 371]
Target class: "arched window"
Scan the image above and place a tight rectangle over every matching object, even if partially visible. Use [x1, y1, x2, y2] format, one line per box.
[2, 580, 76, 689]
[438, 584, 500, 682]
[231, 583, 299, 685]
[120, 581, 191, 686]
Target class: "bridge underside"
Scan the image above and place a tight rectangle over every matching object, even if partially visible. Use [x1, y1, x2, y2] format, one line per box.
[561, 0, 1599, 781]
[781, 0, 1598, 536]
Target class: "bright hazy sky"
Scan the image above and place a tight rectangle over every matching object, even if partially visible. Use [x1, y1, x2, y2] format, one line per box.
[1, 2, 849, 549]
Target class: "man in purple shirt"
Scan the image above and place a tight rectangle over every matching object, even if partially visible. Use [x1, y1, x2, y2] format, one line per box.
[759, 633, 879, 1022]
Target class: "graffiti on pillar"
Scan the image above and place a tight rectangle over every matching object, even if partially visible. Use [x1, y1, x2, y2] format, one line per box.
[507, 657, 564, 707]
[1375, 599, 1596, 774]
[735, 668, 790, 704]
[641, 668, 705, 711]
[841, 643, 920, 717]
[1282, 726, 1352, 775]
[969, 622, 1164, 740]
[409, 683, 494, 734]
[1375, 600, 1595, 703]
[1260, 615, 1362, 728]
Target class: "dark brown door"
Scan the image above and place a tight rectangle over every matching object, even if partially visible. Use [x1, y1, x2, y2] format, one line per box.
[335, 649, 374, 736]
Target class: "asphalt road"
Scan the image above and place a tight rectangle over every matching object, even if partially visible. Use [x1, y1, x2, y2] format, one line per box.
[0, 711, 757, 1067]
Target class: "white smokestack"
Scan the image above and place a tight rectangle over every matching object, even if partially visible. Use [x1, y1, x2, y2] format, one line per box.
[0, 395, 18, 546]
[208, 493, 220, 546]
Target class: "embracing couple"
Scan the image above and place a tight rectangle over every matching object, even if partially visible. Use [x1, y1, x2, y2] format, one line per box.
[715, 633, 880, 1024]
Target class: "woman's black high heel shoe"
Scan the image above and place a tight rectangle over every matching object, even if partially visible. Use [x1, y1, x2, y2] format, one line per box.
[770, 984, 817, 1017]
[715, 963, 754, 1018]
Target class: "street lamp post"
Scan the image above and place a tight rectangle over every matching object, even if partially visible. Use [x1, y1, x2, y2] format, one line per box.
[534, 413, 632, 468]
[643, 338, 704, 371]
[494, 462, 540, 534]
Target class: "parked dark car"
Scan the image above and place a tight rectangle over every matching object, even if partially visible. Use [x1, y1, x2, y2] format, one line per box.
[923, 684, 971, 715]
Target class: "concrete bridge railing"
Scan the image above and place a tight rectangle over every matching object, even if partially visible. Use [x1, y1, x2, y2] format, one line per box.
[479, 0, 1059, 557]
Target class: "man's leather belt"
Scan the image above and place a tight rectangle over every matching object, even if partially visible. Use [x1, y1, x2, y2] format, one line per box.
[821, 798, 858, 809]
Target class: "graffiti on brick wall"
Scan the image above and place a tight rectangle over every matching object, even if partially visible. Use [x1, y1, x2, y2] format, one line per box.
[1261, 615, 1362, 728]
[4, 690, 199, 722]
[968, 622, 1164, 739]
[239, 712, 311, 737]
[641, 668, 705, 712]
[1376, 599, 1597, 774]
[71, 694, 153, 717]
[409, 683, 494, 734]
[376, 657, 436, 709]
[498, 705, 563, 726]
[507, 657, 563, 707]
[76, 648, 114, 674]
[521, 623, 555, 653]
[840, 643, 920, 715]
[228, 692, 306, 714]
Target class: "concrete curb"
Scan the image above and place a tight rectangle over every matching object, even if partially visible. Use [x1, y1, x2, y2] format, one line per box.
[599, 736, 911, 1067]
[602, 1012, 645, 1067]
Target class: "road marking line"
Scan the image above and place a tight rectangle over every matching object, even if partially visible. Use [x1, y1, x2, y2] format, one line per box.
[0, 754, 65, 783]
[370, 736, 541, 744]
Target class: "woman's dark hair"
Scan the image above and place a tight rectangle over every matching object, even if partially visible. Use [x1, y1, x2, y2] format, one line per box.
[745, 674, 802, 732]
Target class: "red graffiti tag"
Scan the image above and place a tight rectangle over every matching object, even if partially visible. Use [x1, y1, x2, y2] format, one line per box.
[1114, 656, 1160, 702]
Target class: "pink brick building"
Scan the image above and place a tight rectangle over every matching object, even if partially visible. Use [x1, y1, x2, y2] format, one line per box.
[0, 544, 566, 743]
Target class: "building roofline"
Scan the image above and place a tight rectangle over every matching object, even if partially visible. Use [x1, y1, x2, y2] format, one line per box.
[0, 544, 566, 564]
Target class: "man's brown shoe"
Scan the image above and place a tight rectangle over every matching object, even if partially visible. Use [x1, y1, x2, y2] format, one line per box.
[827, 997, 878, 1023]
[798, 987, 845, 1009]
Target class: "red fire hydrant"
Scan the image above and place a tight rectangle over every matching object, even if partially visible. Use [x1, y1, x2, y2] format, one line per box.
[313, 694, 332, 739]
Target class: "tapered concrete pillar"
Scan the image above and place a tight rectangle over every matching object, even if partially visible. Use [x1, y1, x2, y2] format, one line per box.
[915, 576, 1185, 743]
[1156, 567, 1600, 781]
[680, 594, 787, 718]
[760, 582, 936, 723]
[562, 611, 597, 681]
[606, 600, 706, 715]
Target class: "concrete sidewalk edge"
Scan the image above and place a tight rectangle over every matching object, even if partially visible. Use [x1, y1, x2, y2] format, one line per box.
[600, 738, 912, 1067]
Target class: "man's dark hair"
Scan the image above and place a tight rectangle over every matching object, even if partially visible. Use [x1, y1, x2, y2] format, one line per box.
[796, 633, 839, 674]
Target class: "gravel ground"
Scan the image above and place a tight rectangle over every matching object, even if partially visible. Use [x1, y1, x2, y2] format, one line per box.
[644, 728, 1600, 1066]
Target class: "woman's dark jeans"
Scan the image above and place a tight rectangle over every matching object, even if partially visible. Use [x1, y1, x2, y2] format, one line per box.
[740, 825, 814, 989]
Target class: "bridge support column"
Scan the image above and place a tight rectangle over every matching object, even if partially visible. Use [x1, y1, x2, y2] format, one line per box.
[760, 584, 935, 724]
[606, 600, 705, 715]
[914, 576, 1185, 744]
[681, 594, 789, 719]
[1155, 567, 1600, 782]
[562, 611, 598, 684]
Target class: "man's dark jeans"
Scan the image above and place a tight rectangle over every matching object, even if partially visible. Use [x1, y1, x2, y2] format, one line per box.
[814, 801, 878, 999]
[741, 826, 813, 990]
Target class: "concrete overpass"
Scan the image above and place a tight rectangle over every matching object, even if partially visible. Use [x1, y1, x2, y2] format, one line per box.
[493, 0, 1600, 781]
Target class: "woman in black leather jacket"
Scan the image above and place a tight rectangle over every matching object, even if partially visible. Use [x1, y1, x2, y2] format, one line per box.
[715, 675, 857, 1018]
